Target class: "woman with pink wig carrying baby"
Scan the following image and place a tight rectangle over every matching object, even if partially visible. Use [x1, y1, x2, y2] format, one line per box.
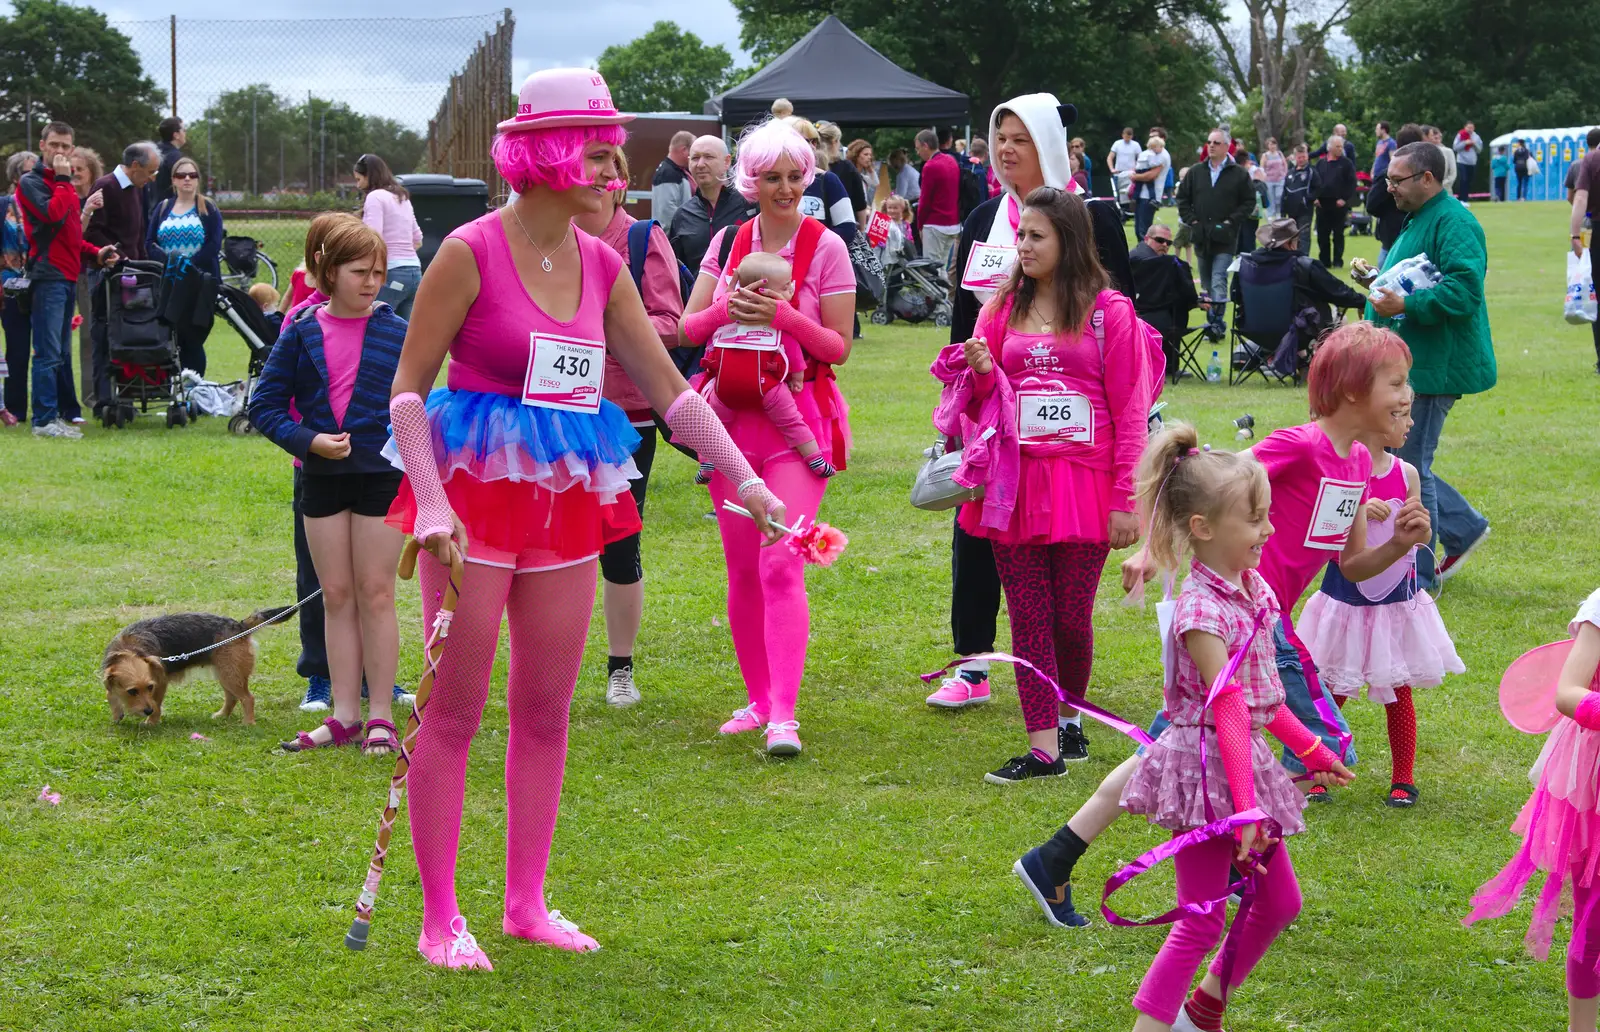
[384, 69, 784, 970]
[680, 117, 856, 758]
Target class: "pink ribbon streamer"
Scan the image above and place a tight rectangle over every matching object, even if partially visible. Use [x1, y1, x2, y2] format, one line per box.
[919, 651, 1155, 746]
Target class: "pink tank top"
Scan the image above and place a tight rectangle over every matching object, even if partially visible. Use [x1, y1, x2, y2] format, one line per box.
[444, 211, 623, 397]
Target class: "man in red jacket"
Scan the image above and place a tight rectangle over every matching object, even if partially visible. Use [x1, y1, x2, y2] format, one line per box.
[914, 128, 963, 280]
[13, 121, 118, 438]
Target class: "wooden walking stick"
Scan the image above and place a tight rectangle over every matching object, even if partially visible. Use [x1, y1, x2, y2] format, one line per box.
[346, 539, 464, 950]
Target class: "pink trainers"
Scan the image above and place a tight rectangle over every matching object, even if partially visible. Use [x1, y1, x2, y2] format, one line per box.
[503, 909, 600, 953]
[719, 704, 765, 735]
[418, 915, 493, 970]
[925, 674, 991, 709]
[765, 720, 802, 756]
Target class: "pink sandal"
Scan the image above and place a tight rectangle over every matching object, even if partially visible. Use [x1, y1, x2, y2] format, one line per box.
[361, 719, 399, 757]
[280, 716, 363, 752]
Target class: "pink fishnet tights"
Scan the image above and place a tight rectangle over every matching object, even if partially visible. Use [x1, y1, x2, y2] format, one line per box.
[406, 554, 596, 941]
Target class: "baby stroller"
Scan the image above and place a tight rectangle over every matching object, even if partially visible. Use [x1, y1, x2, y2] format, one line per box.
[870, 246, 953, 327]
[100, 259, 195, 429]
[212, 281, 281, 435]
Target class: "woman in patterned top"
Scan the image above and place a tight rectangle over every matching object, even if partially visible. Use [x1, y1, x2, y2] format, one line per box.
[146, 156, 225, 375]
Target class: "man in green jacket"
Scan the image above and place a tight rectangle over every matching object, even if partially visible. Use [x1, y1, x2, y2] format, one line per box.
[1178, 128, 1256, 338]
[1366, 141, 1495, 588]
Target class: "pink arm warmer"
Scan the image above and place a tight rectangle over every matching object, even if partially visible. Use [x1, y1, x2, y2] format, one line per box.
[1211, 687, 1258, 813]
[771, 300, 847, 365]
[1265, 704, 1341, 772]
[683, 297, 733, 346]
[1575, 693, 1600, 731]
[663, 389, 782, 513]
[389, 392, 452, 541]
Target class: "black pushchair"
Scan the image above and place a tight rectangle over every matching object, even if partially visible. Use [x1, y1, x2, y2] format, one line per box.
[213, 281, 282, 435]
[100, 260, 195, 429]
[870, 246, 953, 327]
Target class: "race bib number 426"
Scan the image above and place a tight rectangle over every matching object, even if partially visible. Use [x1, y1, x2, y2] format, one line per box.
[1304, 478, 1365, 550]
[522, 333, 605, 414]
[1017, 390, 1094, 444]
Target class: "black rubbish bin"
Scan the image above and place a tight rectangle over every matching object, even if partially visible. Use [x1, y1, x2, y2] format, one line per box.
[397, 174, 490, 270]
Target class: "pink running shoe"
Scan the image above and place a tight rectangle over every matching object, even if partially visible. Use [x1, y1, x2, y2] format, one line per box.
[925, 674, 991, 709]
[503, 909, 600, 953]
[765, 720, 802, 756]
[719, 704, 765, 735]
[418, 915, 494, 970]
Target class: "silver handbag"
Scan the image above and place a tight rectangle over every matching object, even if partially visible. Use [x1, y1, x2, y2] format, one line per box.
[910, 433, 987, 512]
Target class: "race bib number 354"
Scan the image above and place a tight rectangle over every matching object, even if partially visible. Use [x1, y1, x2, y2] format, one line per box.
[961, 242, 1017, 292]
[1304, 478, 1365, 550]
[523, 333, 605, 414]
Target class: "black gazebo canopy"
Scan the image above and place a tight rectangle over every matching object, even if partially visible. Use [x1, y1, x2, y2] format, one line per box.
[705, 16, 970, 128]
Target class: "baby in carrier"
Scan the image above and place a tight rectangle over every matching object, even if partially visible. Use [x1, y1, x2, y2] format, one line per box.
[695, 251, 835, 482]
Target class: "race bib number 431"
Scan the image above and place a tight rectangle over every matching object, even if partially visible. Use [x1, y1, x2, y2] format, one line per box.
[523, 333, 605, 414]
[1304, 478, 1365, 550]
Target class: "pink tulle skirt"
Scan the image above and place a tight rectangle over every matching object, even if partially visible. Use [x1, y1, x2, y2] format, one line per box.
[1121, 724, 1308, 836]
[959, 455, 1112, 545]
[1464, 719, 1600, 958]
[1296, 592, 1465, 703]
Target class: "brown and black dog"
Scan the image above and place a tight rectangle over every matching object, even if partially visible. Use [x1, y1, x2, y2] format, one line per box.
[101, 608, 294, 725]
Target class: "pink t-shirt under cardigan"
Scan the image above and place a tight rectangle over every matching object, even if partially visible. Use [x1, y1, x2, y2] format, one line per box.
[314, 308, 369, 426]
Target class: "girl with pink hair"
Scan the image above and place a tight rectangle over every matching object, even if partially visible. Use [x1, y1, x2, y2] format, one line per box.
[680, 117, 855, 756]
[384, 69, 784, 970]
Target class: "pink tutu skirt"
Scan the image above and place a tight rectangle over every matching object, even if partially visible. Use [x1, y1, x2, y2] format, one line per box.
[1465, 719, 1600, 957]
[959, 454, 1111, 545]
[1295, 592, 1464, 703]
[1121, 724, 1308, 836]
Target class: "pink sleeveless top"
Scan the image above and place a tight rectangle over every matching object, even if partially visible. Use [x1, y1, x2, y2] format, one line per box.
[444, 211, 623, 397]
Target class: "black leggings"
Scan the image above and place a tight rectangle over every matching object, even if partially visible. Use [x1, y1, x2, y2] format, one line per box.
[951, 516, 1003, 656]
[599, 425, 657, 585]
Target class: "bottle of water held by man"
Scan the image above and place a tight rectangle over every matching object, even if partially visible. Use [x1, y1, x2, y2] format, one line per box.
[1206, 350, 1223, 383]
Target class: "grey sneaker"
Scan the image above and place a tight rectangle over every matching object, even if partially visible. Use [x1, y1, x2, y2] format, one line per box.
[605, 667, 640, 708]
[32, 419, 82, 439]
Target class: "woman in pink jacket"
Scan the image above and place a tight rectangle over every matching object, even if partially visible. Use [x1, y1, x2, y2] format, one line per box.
[952, 186, 1152, 784]
[573, 147, 684, 708]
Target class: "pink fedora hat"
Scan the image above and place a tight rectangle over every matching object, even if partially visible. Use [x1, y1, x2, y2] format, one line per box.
[497, 68, 635, 132]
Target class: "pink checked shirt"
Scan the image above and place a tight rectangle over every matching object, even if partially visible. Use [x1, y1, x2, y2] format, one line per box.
[1167, 560, 1284, 728]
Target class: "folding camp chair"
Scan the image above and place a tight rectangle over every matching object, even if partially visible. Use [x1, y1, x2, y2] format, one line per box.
[1228, 253, 1296, 386]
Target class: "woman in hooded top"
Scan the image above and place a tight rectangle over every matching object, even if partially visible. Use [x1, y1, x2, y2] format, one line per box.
[922, 93, 1133, 770]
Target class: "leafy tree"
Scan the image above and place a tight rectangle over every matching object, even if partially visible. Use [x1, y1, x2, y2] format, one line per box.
[0, 0, 165, 158]
[598, 21, 737, 113]
[1203, 0, 1353, 151]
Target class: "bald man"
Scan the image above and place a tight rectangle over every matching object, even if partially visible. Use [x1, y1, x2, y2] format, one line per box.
[650, 130, 695, 234]
[668, 134, 755, 270]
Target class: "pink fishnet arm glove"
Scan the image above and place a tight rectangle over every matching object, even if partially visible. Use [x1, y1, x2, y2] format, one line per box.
[1211, 687, 1258, 812]
[1575, 693, 1600, 731]
[683, 296, 733, 346]
[390, 392, 453, 541]
[771, 300, 847, 364]
[663, 389, 782, 513]
[1265, 703, 1340, 772]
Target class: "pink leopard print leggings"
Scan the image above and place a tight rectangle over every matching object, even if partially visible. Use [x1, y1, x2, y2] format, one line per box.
[991, 541, 1112, 733]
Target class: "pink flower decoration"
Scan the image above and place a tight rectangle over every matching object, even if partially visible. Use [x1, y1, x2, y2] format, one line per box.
[71, 314, 83, 331]
[38, 785, 61, 806]
[190, 733, 211, 741]
[786, 520, 848, 566]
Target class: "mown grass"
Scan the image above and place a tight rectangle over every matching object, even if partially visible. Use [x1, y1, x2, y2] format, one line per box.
[2, 201, 1597, 1031]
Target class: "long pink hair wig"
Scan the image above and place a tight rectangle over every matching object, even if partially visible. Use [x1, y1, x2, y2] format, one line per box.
[732, 118, 816, 202]
[493, 123, 628, 193]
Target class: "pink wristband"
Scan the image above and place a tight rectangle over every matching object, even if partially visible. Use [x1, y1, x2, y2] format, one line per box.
[389, 392, 452, 541]
[683, 296, 732, 346]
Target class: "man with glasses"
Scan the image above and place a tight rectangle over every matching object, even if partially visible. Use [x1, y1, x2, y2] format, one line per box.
[1363, 141, 1495, 588]
[1129, 222, 1203, 376]
[1176, 129, 1254, 338]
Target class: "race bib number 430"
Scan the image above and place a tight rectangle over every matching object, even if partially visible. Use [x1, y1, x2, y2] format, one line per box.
[1304, 478, 1365, 550]
[523, 333, 605, 414]
[1017, 390, 1094, 444]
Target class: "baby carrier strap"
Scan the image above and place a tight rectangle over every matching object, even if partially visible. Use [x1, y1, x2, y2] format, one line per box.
[722, 216, 826, 287]
[711, 218, 828, 411]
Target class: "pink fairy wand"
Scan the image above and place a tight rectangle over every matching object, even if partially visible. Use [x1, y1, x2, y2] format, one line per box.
[345, 539, 464, 951]
[719, 501, 848, 565]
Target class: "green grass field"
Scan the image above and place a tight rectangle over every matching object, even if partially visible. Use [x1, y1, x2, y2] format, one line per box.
[3, 201, 1598, 1031]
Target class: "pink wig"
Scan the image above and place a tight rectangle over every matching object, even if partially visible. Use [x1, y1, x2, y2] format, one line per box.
[732, 118, 816, 202]
[493, 123, 628, 193]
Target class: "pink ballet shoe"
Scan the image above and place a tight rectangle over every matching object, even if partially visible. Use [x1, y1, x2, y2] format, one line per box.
[503, 909, 600, 953]
[765, 720, 802, 756]
[719, 704, 765, 735]
[418, 915, 494, 970]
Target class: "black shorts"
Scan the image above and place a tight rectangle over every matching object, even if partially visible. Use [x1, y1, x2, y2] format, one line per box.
[297, 470, 403, 519]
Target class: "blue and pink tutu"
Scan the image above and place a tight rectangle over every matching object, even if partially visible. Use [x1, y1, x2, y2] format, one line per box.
[385, 387, 642, 565]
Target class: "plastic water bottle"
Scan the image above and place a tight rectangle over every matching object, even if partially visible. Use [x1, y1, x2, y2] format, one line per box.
[1206, 350, 1222, 383]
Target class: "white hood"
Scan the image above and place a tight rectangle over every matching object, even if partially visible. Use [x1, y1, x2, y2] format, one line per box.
[989, 92, 1073, 197]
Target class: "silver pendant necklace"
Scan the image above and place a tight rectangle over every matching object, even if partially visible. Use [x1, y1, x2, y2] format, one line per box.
[509, 205, 570, 273]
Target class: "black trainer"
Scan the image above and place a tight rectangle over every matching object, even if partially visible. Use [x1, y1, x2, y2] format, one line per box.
[985, 752, 1067, 785]
[1059, 723, 1089, 762]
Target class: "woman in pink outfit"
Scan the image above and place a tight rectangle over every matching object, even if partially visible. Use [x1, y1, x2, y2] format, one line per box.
[354, 153, 424, 317]
[384, 69, 783, 971]
[680, 118, 856, 757]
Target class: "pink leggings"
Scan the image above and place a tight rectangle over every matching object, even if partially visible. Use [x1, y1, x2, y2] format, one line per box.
[1571, 883, 1600, 999]
[405, 554, 596, 941]
[991, 541, 1111, 733]
[1133, 836, 1303, 1024]
[708, 455, 828, 726]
